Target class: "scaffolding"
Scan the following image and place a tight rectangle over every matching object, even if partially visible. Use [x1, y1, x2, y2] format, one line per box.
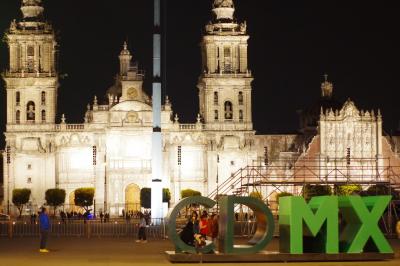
[208, 157, 400, 236]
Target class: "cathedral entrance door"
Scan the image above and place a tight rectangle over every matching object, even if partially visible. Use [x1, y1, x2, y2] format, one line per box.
[125, 183, 141, 213]
[68, 191, 81, 213]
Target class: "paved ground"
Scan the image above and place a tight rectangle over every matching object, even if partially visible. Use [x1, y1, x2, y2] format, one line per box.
[0, 237, 399, 266]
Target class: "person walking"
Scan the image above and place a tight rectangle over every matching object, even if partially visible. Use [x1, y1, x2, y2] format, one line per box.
[136, 212, 147, 243]
[39, 207, 50, 253]
[99, 211, 104, 223]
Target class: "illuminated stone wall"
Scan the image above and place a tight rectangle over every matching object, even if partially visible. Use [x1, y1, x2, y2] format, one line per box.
[2, 0, 399, 216]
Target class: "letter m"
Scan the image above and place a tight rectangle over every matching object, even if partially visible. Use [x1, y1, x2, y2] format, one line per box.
[279, 196, 338, 254]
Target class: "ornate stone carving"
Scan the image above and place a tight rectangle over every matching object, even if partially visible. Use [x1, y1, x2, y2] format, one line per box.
[126, 111, 139, 123]
[213, 0, 234, 8]
[127, 87, 138, 100]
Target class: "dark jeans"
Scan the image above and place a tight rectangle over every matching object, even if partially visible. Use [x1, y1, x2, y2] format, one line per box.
[138, 227, 146, 240]
[40, 229, 49, 249]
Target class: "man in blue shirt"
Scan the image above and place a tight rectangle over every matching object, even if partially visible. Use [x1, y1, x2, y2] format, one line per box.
[39, 207, 50, 252]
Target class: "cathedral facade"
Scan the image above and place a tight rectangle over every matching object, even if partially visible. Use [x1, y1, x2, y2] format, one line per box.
[2, 0, 399, 216]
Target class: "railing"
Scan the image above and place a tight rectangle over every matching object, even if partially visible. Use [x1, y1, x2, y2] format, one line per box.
[178, 123, 251, 131]
[178, 124, 206, 131]
[55, 124, 85, 131]
[203, 71, 252, 78]
[3, 71, 56, 78]
[121, 69, 145, 81]
[0, 219, 166, 239]
[97, 105, 109, 111]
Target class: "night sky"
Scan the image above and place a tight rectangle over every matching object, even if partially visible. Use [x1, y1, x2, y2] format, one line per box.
[1, 0, 399, 149]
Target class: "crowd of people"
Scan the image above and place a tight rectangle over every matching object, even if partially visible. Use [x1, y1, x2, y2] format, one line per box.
[31, 209, 153, 224]
[120, 209, 151, 223]
[180, 210, 218, 249]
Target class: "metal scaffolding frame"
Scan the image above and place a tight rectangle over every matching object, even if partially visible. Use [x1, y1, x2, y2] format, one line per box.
[208, 157, 400, 236]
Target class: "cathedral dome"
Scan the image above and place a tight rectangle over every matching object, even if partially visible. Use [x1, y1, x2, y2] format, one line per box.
[110, 100, 152, 112]
[212, 0, 235, 21]
[21, 0, 44, 19]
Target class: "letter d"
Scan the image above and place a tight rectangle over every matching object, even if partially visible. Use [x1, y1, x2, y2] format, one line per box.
[218, 196, 275, 254]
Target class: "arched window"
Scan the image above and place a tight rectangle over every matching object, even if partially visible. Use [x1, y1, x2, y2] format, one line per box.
[27, 46, 34, 56]
[239, 110, 243, 121]
[41, 91, 46, 105]
[214, 91, 218, 105]
[224, 47, 231, 72]
[214, 110, 219, 121]
[16, 110, 20, 124]
[41, 110, 46, 123]
[16, 91, 20, 106]
[27, 46, 35, 72]
[238, 92, 243, 105]
[224, 101, 233, 120]
[26, 101, 35, 122]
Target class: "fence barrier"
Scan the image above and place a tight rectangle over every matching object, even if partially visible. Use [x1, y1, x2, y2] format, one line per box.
[0, 218, 166, 239]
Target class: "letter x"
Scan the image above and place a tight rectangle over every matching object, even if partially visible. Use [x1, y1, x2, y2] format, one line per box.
[339, 196, 393, 253]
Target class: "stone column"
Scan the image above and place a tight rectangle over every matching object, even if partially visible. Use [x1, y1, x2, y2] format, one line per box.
[9, 43, 17, 72]
[376, 115, 383, 180]
[219, 45, 224, 73]
[320, 120, 325, 155]
[21, 43, 26, 71]
[239, 44, 248, 73]
[34, 43, 39, 72]
[3, 150, 9, 212]
[215, 44, 220, 72]
[206, 43, 216, 73]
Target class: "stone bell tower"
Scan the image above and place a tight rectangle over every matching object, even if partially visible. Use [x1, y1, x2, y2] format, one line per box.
[198, 0, 253, 131]
[3, 0, 58, 126]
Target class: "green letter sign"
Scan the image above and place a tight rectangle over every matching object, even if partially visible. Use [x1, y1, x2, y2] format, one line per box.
[167, 196, 216, 254]
[167, 195, 393, 256]
[339, 196, 393, 253]
[218, 196, 275, 254]
[279, 196, 339, 254]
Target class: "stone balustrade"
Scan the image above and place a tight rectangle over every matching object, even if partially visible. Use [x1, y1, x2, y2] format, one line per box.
[3, 71, 56, 78]
[55, 124, 85, 131]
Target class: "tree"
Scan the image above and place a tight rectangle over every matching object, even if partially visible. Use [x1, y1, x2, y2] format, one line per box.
[12, 189, 31, 217]
[163, 188, 171, 204]
[74, 188, 95, 211]
[334, 184, 362, 196]
[365, 184, 400, 200]
[45, 188, 66, 216]
[180, 189, 201, 199]
[249, 191, 263, 200]
[303, 184, 332, 201]
[276, 192, 293, 201]
[140, 188, 151, 209]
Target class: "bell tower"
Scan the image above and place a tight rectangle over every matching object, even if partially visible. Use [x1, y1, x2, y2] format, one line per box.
[198, 0, 253, 130]
[3, 0, 58, 125]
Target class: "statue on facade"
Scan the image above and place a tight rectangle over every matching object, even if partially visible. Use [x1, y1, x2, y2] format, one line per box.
[225, 104, 233, 119]
[27, 103, 35, 121]
[10, 19, 17, 31]
[213, 0, 234, 8]
[205, 22, 214, 33]
[240, 21, 247, 33]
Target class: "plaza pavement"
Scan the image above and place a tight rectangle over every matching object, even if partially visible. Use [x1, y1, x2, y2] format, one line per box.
[0, 237, 399, 266]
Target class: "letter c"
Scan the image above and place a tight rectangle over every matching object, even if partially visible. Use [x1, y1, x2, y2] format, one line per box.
[167, 196, 216, 254]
